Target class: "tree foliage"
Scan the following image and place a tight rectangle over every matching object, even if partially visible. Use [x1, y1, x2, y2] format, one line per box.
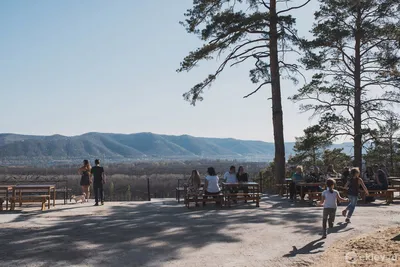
[289, 125, 332, 167]
[177, 0, 309, 103]
[178, 0, 311, 183]
[365, 117, 400, 171]
[290, 0, 400, 168]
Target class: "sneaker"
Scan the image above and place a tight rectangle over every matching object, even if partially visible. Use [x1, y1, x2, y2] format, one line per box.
[345, 218, 351, 223]
[101, 202, 104, 206]
[94, 203, 99, 206]
[342, 209, 347, 217]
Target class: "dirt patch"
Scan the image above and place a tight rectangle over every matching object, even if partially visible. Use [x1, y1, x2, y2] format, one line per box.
[313, 226, 400, 267]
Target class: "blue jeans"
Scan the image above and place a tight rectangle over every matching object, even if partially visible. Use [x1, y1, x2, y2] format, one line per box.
[346, 195, 358, 218]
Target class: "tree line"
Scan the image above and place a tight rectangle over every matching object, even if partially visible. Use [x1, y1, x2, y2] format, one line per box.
[178, 0, 400, 182]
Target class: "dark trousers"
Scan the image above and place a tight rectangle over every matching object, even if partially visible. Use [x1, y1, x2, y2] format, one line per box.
[203, 191, 221, 205]
[94, 183, 104, 203]
[289, 182, 303, 199]
[322, 208, 336, 230]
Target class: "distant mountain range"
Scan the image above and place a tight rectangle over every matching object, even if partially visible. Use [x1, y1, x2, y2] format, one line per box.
[0, 132, 354, 165]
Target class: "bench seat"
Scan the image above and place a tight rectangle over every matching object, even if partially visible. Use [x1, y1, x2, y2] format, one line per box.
[15, 194, 50, 211]
[361, 189, 396, 204]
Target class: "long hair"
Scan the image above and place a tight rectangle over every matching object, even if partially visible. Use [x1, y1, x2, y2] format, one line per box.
[237, 166, 244, 177]
[350, 167, 360, 178]
[82, 159, 91, 171]
[190, 170, 201, 187]
[326, 178, 335, 193]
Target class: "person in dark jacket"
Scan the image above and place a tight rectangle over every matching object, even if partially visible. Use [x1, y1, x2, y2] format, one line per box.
[91, 159, 105, 206]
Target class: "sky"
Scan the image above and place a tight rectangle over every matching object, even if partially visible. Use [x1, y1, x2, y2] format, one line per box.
[0, 0, 322, 142]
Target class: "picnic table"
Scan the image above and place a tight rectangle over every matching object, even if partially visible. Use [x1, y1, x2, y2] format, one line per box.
[222, 182, 260, 207]
[0, 185, 15, 211]
[15, 184, 56, 210]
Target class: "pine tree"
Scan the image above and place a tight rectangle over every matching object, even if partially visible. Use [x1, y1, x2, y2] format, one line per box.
[291, 0, 400, 168]
[289, 125, 332, 167]
[178, 0, 311, 183]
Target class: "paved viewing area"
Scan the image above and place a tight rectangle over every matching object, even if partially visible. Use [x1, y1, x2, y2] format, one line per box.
[1, 196, 399, 267]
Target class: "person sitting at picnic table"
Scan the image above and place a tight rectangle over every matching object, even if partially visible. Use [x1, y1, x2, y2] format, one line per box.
[203, 167, 221, 206]
[289, 165, 304, 201]
[373, 164, 388, 190]
[341, 167, 351, 186]
[186, 169, 202, 207]
[224, 166, 238, 183]
[363, 166, 374, 182]
[237, 166, 249, 195]
[325, 164, 338, 179]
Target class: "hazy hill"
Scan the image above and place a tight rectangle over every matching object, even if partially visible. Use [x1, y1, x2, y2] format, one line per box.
[0, 132, 354, 165]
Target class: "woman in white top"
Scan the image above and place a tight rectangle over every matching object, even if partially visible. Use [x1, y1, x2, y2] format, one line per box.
[203, 167, 221, 206]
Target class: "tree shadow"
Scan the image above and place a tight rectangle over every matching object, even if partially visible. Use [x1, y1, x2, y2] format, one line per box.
[283, 238, 325, 257]
[0, 196, 356, 266]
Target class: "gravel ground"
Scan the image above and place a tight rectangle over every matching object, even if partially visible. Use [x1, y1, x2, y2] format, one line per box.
[0, 195, 399, 267]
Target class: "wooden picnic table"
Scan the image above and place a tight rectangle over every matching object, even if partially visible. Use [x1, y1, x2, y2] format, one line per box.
[296, 182, 325, 201]
[0, 185, 15, 211]
[222, 182, 260, 207]
[15, 184, 56, 209]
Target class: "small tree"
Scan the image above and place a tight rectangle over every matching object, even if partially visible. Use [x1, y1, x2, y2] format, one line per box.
[291, 0, 400, 169]
[322, 148, 352, 172]
[289, 125, 332, 167]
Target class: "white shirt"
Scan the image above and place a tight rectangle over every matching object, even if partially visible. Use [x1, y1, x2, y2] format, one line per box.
[205, 175, 220, 193]
[322, 189, 339, 209]
[224, 171, 238, 183]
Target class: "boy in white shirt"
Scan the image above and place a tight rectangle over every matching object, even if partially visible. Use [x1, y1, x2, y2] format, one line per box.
[319, 179, 348, 238]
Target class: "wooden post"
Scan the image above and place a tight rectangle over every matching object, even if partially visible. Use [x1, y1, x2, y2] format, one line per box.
[147, 177, 151, 201]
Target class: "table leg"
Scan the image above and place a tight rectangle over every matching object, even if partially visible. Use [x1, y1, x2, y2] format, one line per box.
[19, 190, 22, 207]
[286, 181, 289, 198]
[6, 189, 9, 210]
[48, 188, 51, 209]
[300, 186, 304, 201]
[53, 188, 56, 207]
[256, 185, 260, 207]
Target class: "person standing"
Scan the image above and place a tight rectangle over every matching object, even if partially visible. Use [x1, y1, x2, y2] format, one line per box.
[319, 179, 348, 238]
[91, 159, 105, 206]
[78, 159, 92, 202]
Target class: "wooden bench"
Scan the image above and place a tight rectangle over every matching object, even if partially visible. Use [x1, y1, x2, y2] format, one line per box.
[175, 187, 185, 203]
[185, 193, 224, 208]
[361, 189, 396, 204]
[225, 193, 261, 207]
[15, 195, 50, 211]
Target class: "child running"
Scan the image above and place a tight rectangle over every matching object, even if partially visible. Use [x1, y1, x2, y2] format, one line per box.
[319, 178, 348, 238]
[342, 167, 369, 223]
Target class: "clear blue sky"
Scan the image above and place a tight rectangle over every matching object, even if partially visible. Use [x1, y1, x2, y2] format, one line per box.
[0, 0, 321, 142]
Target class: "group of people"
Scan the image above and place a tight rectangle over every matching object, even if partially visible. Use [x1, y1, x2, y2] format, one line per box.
[289, 163, 390, 238]
[289, 163, 389, 201]
[78, 159, 106, 206]
[185, 165, 250, 206]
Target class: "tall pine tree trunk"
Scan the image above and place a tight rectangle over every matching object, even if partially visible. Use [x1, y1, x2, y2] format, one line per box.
[354, 5, 362, 169]
[269, 0, 286, 183]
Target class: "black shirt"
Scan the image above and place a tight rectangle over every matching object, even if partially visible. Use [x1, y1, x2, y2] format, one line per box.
[91, 166, 104, 184]
[237, 173, 249, 182]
